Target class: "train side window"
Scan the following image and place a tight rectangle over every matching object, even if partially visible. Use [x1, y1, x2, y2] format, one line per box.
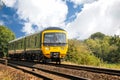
[9, 44, 10, 50]
[12, 44, 13, 50]
[17, 42, 18, 49]
[18, 41, 19, 49]
[14, 43, 16, 49]
[17, 42, 20, 49]
[11, 43, 14, 50]
[15, 43, 16, 50]
[14, 43, 15, 49]
[29, 37, 31, 47]
[18, 41, 20, 49]
[21, 41, 22, 48]
[35, 36, 37, 47]
[10, 44, 12, 50]
[18, 42, 19, 49]
[20, 41, 21, 49]
[10, 43, 13, 50]
[28, 38, 30, 48]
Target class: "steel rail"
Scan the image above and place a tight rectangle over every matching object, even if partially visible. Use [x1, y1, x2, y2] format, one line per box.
[3, 59, 120, 76]
[0, 59, 52, 80]
[8, 60, 88, 80]
[46, 63, 120, 76]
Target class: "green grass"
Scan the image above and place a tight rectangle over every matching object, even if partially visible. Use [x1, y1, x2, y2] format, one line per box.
[99, 63, 120, 69]
[63, 61, 120, 70]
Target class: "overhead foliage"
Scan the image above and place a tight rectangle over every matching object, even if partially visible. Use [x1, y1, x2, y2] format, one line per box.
[0, 25, 15, 57]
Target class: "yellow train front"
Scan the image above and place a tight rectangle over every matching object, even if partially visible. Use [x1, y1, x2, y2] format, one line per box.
[41, 27, 68, 64]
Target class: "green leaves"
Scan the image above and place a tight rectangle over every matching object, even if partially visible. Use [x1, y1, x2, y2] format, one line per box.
[85, 33, 120, 63]
[66, 32, 120, 65]
[0, 25, 15, 57]
[90, 32, 105, 40]
[0, 26, 15, 43]
[65, 39, 101, 66]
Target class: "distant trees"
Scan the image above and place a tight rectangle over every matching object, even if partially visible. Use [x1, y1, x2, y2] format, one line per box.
[85, 32, 120, 63]
[107, 35, 120, 63]
[65, 39, 101, 66]
[85, 36, 110, 61]
[90, 32, 105, 40]
[0, 25, 15, 57]
[65, 32, 120, 65]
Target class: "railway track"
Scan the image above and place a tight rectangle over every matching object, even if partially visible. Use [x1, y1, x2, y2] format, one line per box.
[0, 59, 88, 80]
[45, 63, 120, 76]
[9, 60, 120, 79]
[1, 59, 120, 80]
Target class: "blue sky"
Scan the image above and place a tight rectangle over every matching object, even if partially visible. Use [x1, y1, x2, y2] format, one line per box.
[0, 0, 82, 38]
[0, 0, 120, 39]
[0, 6, 24, 37]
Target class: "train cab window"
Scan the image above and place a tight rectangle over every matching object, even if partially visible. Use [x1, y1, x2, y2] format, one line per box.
[44, 33, 66, 46]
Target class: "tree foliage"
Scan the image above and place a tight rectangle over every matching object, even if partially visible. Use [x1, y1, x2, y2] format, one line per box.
[65, 39, 101, 66]
[90, 32, 105, 40]
[107, 35, 120, 63]
[0, 25, 15, 57]
[85, 33, 120, 63]
[66, 32, 120, 65]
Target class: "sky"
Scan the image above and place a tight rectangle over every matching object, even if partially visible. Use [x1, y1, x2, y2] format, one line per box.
[0, 0, 120, 40]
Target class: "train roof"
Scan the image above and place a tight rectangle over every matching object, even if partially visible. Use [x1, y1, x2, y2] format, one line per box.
[9, 31, 42, 43]
[43, 27, 65, 31]
[9, 36, 25, 43]
[9, 27, 65, 43]
[9, 31, 41, 43]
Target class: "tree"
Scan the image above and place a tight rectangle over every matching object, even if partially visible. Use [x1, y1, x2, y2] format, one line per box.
[65, 39, 101, 66]
[85, 32, 120, 63]
[90, 32, 105, 40]
[106, 35, 120, 63]
[0, 25, 15, 57]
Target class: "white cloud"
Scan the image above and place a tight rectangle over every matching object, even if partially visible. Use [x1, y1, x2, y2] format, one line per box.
[3, 0, 68, 35]
[67, 0, 120, 39]
[2, 0, 16, 7]
[70, 0, 97, 7]
[3, 0, 120, 39]
[16, 0, 68, 34]
[21, 22, 34, 34]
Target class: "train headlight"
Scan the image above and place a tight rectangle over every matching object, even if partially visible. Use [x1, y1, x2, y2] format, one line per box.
[45, 47, 49, 50]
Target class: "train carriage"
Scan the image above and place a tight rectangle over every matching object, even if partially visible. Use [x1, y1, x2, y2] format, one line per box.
[8, 27, 68, 64]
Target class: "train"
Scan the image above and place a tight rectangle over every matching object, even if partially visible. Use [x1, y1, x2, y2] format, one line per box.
[8, 27, 68, 64]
